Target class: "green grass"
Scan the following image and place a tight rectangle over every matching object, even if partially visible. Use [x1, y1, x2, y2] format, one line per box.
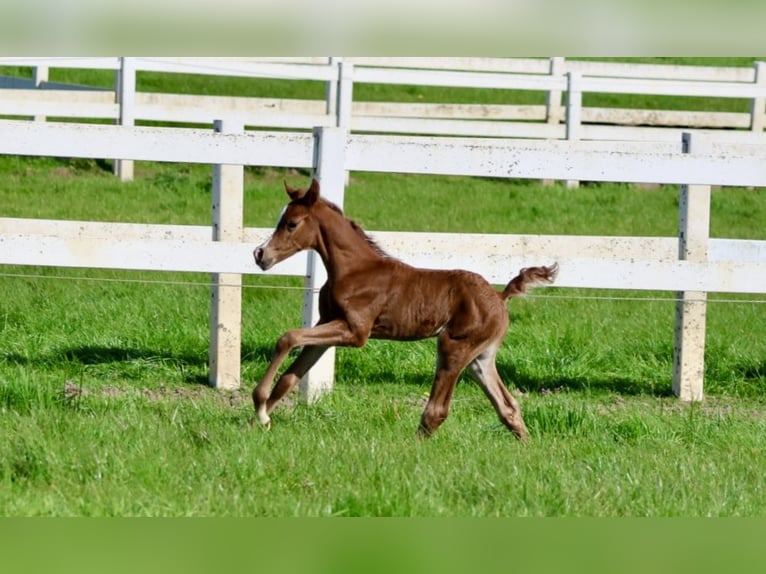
[1, 376, 765, 516]
[1, 59, 766, 516]
[2, 160, 766, 516]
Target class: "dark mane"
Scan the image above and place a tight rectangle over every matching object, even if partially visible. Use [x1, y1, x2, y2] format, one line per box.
[323, 199, 392, 258]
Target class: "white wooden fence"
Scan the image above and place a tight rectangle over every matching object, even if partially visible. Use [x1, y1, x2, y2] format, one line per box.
[1, 118, 765, 401]
[1, 57, 765, 181]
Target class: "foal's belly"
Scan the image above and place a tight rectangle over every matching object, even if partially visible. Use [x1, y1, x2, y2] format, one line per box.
[369, 280, 453, 341]
[370, 312, 447, 341]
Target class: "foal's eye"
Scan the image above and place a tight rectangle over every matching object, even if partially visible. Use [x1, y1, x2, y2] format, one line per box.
[286, 221, 298, 232]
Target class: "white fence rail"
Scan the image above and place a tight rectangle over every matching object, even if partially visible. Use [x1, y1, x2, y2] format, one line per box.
[1, 119, 765, 401]
[1, 57, 765, 181]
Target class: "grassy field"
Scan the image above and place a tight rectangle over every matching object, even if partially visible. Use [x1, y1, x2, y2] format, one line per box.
[1, 59, 766, 516]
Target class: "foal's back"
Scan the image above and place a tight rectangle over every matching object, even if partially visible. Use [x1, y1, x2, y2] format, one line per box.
[344, 257, 509, 342]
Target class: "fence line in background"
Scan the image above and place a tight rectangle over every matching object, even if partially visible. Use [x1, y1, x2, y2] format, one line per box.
[1, 57, 765, 181]
[1, 119, 765, 400]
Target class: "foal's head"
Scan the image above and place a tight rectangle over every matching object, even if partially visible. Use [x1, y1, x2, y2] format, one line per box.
[254, 179, 323, 271]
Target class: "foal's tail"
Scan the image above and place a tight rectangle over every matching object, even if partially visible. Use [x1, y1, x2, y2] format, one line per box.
[500, 263, 559, 302]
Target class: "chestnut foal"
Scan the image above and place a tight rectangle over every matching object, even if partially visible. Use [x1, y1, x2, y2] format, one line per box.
[253, 179, 557, 440]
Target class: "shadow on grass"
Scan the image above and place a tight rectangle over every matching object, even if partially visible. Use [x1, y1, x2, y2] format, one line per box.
[3, 345, 209, 387]
[497, 363, 676, 398]
[333, 355, 677, 397]
[2, 340, 286, 388]
[4, 342, 683, 397]
[739, 360, 765, 380]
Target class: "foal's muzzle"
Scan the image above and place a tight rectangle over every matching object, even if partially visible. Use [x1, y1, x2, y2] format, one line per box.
[253, 246, 269, 270]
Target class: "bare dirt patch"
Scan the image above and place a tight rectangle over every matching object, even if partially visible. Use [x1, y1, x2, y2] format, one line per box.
[62, 380, 261, 409]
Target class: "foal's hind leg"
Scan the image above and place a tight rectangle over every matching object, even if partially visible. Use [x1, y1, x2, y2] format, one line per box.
[418, 332, 477, 437]
[467, 348, 529, 441]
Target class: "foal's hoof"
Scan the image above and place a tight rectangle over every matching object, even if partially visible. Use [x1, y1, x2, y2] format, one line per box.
[514, 428, 530, 443]
[254, 405, 272, 430]
[416, 425, 433, 439]
[248, 416, 272, 430]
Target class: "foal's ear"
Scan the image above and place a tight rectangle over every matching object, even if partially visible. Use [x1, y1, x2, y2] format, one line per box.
[283, 179, 320, 204]
[304, 178, 320, 206]
[284, 180, 302, 201]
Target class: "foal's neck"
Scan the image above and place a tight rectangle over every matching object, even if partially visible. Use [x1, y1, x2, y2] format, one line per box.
[315, 202, 383, 278]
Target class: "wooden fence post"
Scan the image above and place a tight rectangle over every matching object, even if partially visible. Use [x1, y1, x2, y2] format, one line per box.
[114, 57, 135, 181]
[325, 57, 340, 119]
[565, 71, 582, 189]
[750, 61, 765, 132]
[542, 57, 565, 186]
[672, 132, 712, 402]
[335, 61, 353, 185]
[299, 126, 347, 402]
[209, 119, 245, 390]
[32, 65, 48, 122]
[546, 57, 565, 125]
[336, 61, 354, 130]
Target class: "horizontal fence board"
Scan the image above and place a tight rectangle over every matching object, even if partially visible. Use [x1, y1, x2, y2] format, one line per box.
[0, 120, 315, 167]
[247, 57, 331, 65]
[0, 89, 118, 119]
[3, 92, 760, 148]
[582, 76, 766, 99]
[0, 120, 762, 185]
[3, 218, 765, 294]
[353, 67, 566, 91]
[372, 231, 678, 263]
[346, 134, 766, 186]
[135, 93, 327, 126]
[347, 57, 551, 74]
[133, 58, 338, 82]
[567, 60, 755, 82]
[555, 259, 766, 294]
[582, 107, 751, 129]
[351, 116, 565, 139]
[579, 125, 766, 148]
[0, 57, 121, 70]
[353, 101, 547, 122]
[369, 233, 766, 294]
[0, 226, 305, 277]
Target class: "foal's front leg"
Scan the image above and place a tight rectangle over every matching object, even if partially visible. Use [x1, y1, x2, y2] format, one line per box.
[258, 344, 328, 426]
[252, 319, 367, 427]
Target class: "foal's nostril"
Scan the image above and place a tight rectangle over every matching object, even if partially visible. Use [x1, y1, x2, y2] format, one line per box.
[254, 247, 263, 262]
